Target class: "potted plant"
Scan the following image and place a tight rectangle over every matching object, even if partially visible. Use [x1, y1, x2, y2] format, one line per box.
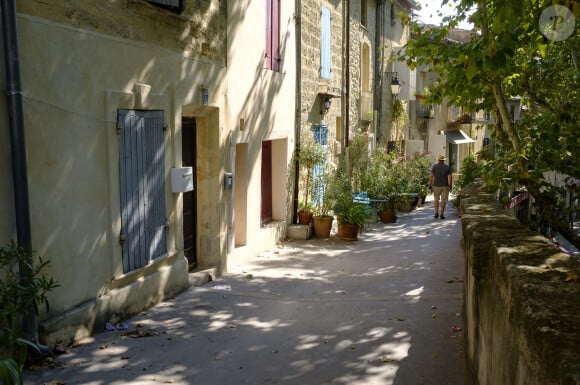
[311, 162, 335, 238]
[329, 161, 375, 240]
[365, 149, 401, 223]
[296, 135, 326, 225]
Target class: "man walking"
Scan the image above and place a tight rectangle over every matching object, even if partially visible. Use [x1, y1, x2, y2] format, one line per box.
[428, 155, 452, 219]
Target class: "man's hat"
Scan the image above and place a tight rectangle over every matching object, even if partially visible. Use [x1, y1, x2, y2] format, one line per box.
[437, 155, 446, 161]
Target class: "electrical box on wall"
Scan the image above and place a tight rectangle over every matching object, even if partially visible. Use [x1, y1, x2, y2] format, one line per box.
[224, 172, 233, 190]
[171, 167, 194, 193]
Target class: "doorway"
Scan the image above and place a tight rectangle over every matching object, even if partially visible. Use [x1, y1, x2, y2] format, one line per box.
[182, 118, 197, 269]
[261, 141, 273, 225]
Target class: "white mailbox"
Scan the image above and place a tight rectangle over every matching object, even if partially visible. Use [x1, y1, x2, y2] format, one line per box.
[171, 167, 194, 193]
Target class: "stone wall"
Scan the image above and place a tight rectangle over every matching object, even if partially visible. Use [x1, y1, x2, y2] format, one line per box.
[300, 0, 343, 143]
[18, 0, 226, 63]
[461, 191, 580, 385]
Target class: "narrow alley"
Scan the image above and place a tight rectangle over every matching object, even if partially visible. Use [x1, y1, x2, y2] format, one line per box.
[24, 199, 466, 385]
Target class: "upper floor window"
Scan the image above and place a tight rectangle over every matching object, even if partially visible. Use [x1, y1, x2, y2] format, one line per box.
[266, 0, 281, 71]
[361, 0, 368, 27]
[320, 5, 331, 79]
[146, 0, 185, 14]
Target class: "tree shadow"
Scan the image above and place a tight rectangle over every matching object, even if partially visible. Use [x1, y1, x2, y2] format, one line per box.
[24, 201, 465, 384]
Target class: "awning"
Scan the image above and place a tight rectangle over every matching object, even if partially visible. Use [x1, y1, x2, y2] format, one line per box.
[444, 130, 475, 144]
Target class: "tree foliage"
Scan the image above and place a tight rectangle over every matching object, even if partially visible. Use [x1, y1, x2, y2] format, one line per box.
[401, 0, 580, 247]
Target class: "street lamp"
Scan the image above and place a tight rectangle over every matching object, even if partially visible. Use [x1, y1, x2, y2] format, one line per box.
[390, 76, 401, 96]
[385, 72, 401, 96]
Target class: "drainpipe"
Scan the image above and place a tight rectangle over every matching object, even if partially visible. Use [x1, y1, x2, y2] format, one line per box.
[292, 0, 302, 224]
[1, 0, 47, 354]
[344, 0, 350, 149]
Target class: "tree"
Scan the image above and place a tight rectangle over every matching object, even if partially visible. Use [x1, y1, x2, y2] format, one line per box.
[400, 0, 580, 247]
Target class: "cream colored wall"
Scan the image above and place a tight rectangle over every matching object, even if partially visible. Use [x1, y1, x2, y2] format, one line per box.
[226, 0, 296, 262]
[1, 13, 226, 320]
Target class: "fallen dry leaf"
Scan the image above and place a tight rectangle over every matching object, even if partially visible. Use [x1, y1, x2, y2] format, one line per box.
[565, 273, 579, 282]
[432, 313, 439, 319]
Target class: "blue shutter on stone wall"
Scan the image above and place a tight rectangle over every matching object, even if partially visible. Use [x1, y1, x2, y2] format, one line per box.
[118, 109, 167, 273]
[320, 6, 331, 79]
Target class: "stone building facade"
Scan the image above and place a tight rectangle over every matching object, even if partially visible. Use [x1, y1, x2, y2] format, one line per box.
[296, 0, 417, 169]
[1, 0, 297, 346]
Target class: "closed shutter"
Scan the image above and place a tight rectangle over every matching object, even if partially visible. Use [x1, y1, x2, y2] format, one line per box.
[266, 0, 273, 70]
[265, 0, 280, 71]
[271, 0, 280, 71]
[118, 109, 167, 273]
[320, 6, 331, 79]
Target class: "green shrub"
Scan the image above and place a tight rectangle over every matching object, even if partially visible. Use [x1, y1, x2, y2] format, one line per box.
[0, 241, 59, 384]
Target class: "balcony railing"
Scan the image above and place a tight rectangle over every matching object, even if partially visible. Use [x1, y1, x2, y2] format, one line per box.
[417, 101, 434, 119]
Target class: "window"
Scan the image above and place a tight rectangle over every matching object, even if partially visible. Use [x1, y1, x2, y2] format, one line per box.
[362, 43, 370, 92]
[118, 109, 167, 273]
[320, 5, 331, 79]
[361, 0, 368, 27]
[146, 0, 185, 13]
[266, 0, 281, 71]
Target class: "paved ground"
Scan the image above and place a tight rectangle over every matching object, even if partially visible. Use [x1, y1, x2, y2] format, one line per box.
[24, 198, 467, 385]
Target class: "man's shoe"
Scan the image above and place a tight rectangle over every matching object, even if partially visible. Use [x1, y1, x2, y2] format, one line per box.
[434, 213, 439, 218]
[440, 215, 446, 219]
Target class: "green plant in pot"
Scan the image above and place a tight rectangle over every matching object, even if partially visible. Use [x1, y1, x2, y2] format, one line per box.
[311, 161, 335, 238]
[296, 134, 326, 224]
[329, 160, 375, 240]
[407, 152, 432, 206]
[365, 149, 401, 223]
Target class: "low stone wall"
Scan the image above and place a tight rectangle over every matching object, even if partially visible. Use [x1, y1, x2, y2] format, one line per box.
[461, 192, 580, 385]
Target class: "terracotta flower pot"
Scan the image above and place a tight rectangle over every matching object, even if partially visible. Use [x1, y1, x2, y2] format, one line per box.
[313, 216, 333, 238]
[378, 210, 396, 224]
[340, 223, 360, 241]
[297, 210, 313, 225]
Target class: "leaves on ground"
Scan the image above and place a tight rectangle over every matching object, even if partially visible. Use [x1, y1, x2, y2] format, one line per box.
[119, 328, 160, 338]
[565, 273, 578, 282]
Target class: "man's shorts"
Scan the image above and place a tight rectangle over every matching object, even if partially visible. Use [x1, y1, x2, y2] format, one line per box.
[432, 186, 450, 202]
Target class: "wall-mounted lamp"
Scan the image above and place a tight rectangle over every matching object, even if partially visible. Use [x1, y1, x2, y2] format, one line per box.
[200, 85, 209, 105]
[385, 72, 401, 96]
[321, 96, 332, 114]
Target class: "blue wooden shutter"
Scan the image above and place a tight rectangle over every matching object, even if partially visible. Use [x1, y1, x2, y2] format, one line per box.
[118, 109, 167, 273]
[320, 6, 331, 79]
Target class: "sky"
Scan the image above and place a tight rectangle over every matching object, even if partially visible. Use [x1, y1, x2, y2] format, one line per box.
[414, 0, 474, 30]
